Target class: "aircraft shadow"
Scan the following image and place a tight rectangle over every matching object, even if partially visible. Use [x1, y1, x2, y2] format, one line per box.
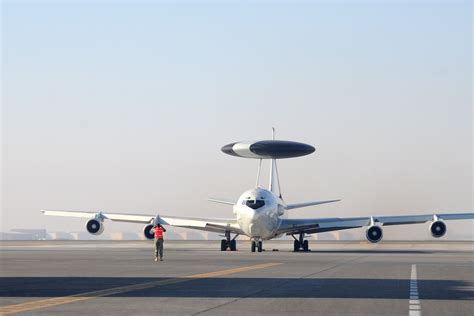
[299, 250, 432, 254]
[1, 277, 472, 300]
[165, 249, 432, 254]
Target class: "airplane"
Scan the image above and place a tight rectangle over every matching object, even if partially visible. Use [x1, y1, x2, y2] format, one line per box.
[42, 129, 474, 252]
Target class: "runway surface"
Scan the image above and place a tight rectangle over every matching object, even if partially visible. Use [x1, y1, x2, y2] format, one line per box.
[1, 240, 473, 315]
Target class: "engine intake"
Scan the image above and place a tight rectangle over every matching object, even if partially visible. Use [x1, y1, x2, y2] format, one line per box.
[366, 225, 383, 243]
[430, 220, 447, 238]
[143, 224, 154, 240]
[86, 219, 104, 235]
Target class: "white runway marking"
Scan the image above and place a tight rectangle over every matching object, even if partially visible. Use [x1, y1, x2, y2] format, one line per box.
[409, 264, 421, 316]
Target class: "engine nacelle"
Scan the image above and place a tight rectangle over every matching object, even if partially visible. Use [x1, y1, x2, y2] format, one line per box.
[366, 225, 383, 243]
[143, 224, 154, 240]
[430, 220, 447, 238]
[86, 219, 104, 235]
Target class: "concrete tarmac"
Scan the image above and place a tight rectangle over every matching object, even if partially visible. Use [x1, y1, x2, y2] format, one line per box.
[1, 240, 473, 315]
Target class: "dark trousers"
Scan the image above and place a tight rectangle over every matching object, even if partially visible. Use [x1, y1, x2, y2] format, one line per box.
[154, 238, 164, 258]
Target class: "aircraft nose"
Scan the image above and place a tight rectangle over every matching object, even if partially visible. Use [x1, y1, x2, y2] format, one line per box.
[243, 208, 257, 219]
[245, 207, 264, 219]
[246, 209, 266, 236]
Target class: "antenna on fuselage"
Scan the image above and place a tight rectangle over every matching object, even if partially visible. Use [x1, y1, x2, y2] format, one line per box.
[269, 158, 282, 199]
[255, 158, 262, 187]
[256, 128, 273, 188]
[269, 127, 282, 198]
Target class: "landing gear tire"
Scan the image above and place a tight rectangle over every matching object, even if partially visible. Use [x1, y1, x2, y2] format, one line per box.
[293, 233, 309, 252]
[257, 241, 263, 252]
[303, 240, 309, 252]
[293, 240, 300, 252]
[251, 241, 256, 253]
[230, 239, 237, 251]
[221, 239, 228, 251]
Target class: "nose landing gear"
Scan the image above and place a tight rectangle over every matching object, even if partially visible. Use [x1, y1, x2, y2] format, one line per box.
[292, 233, 310, 252]
[251, 240, 263, 253]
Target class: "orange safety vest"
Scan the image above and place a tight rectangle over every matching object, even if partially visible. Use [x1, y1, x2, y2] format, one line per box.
[154, 226, 164, 239]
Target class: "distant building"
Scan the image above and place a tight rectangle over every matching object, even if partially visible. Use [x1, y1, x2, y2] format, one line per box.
[161, 231, 184, 240]
[110, 232, 141, 240]
[11, 229, 47, 240]
[2, 226, 472, 241]
[70, 232, 100, 240]
[47, 232, 74, 240]
[181, 231, 206, 240]
[0, 232, 34, 240]
[316, 232, 339, 240]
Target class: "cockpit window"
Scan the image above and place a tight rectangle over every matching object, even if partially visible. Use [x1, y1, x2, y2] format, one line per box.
[245, 199, 265, 209]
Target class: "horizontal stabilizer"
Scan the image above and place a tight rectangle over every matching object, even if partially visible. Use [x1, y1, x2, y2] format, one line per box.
[207, 198, 235, 206]
[287, 199, 341, 210]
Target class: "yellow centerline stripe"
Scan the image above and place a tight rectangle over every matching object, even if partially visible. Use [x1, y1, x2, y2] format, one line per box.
[0, 262, 281, 315]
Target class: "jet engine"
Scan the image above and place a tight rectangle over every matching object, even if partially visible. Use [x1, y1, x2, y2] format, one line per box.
[143, 224, 154, 240]
[86, 219, 104, 235]
[366, 225, 383, 243]
[430, 220, 447, 238]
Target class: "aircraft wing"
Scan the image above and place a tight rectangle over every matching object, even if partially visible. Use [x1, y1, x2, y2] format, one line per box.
[277, 212, 474, 235]
[41, 210, 244, 234]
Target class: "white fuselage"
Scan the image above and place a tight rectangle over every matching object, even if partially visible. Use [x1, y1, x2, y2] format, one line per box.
[233, 187, 287, 240]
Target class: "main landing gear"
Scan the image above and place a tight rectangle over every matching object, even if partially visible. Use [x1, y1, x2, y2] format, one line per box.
[251, 240, 263, 253]
[220, 231, 238, 251]
[292, 233, 310, 252]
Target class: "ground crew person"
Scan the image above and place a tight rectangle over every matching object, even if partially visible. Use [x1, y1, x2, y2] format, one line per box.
[153, 223, 166, 262]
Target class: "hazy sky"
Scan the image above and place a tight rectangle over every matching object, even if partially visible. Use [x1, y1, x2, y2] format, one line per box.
[2, 1, 472, 239]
